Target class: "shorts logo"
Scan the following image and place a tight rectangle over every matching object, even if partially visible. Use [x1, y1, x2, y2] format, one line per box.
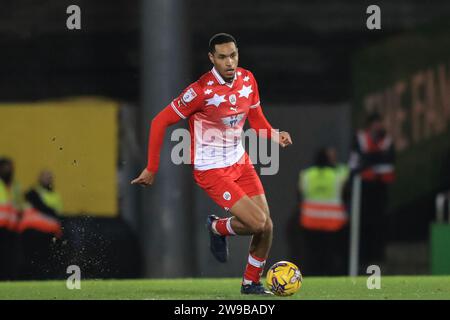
[223, 191, 232, 201]
[182, 88, 197, 104]
[229, 94, 237, 105]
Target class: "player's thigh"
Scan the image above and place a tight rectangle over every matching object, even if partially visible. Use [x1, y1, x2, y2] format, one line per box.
[236, 161, 265, 194]
[194, 166, 267, 230]
[250, 194, 270, 217]
[230, 195, 267, 231]
[193, 168, 246, 211]
[236, 162, 269, 217]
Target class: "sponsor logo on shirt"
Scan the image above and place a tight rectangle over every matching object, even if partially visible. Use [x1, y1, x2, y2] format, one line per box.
[221, 113, 245, 128]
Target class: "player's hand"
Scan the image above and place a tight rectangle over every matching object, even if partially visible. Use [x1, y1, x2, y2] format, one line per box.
[131, 168, 155, 186]
[279, 131, 293, 148]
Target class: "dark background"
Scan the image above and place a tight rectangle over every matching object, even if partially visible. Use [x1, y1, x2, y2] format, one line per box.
[2, 0, 450, 104]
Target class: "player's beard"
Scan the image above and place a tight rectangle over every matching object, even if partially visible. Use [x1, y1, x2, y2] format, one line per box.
[223, 70, 235, 83]
[224, 76, 234, 83]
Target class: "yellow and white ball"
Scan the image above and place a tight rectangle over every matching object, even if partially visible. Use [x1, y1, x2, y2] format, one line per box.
[266, 261, 302, 296]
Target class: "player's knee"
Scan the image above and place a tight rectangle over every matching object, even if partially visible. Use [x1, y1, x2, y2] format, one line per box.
[252, 223, 265, 234]
[263, 217, 273, 234]
[251, 212, 267, 234]
[261, 205, 270, 217]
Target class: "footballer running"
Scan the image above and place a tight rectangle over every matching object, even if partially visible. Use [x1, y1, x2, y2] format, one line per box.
[132, 33, 293, 295]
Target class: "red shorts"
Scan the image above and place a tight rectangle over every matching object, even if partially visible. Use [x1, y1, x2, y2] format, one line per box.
[193, 153, 265, 211]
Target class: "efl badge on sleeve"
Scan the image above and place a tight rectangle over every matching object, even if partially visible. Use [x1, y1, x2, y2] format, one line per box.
[182, 88, 197, 104]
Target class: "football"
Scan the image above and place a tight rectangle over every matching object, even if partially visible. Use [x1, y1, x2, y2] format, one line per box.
[266, 261, 303, 296]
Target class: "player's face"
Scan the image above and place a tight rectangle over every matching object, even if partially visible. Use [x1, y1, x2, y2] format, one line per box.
[208, 42, 239, 82]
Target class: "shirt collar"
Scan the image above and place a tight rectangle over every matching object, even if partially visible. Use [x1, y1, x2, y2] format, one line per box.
[211, 67, 237, 87]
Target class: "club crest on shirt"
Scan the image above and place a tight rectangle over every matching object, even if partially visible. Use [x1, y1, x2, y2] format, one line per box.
[223, 191, 232, 201]
[182, 88, 197, 104]
[229, 94, 237, 105]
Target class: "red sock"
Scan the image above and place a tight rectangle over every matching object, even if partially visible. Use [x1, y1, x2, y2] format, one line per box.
[243, 253, 266, 284]
[212, 217, 236, 236]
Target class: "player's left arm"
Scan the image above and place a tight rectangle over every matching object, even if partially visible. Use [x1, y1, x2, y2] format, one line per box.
[247, 107, 292, 147]
[246, 71, 292, 148]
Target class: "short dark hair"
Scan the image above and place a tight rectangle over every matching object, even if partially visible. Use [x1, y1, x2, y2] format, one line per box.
[208, 33, 237, 53]
[0, 157, 13, 173]
[314, 148, 331, 168]
[0, 157, 12, 168]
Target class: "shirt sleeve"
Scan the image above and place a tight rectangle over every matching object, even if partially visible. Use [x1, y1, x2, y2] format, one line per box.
[247, 106, 274, 139]
[146, 82, 204, 173]
[248, 71, 261, 109]
[246, 71, 274, 138]
[146, 105, 183, 173]
[169, 82, 204, 119]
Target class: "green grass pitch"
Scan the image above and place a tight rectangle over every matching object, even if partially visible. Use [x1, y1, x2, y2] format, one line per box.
[0, 276, 449, 300]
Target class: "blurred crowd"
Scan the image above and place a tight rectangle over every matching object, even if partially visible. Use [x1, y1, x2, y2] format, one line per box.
[0, 159, 63, 280]
[289, 112, 396, 276]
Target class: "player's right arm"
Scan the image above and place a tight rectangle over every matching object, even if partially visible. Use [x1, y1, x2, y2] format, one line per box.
[246, 71, 292, 147]
[131, 83, 204, 186]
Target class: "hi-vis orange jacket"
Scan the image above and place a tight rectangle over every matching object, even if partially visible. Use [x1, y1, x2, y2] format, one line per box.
[18, 188, 63, 238]
[0, 180, 22, 232]
[298, 165, 349, 232]
[17, 206, 62, 238]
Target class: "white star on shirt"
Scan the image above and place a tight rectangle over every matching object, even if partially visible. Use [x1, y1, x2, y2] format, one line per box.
[243, 76, 250, 82]
[205, 94, 226, 107]
[207, 80, 214, 86]
[238, 85, 253, 99]
[204, 89, 212, 95]
[237, 71, 242, 76]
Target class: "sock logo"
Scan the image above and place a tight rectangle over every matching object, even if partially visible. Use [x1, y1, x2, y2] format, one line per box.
[223, 191, 232, 201]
